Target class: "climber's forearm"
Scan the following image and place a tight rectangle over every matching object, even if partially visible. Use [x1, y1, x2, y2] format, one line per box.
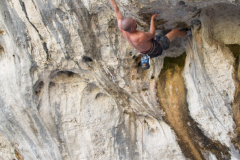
[109, 0, 123, 20]
[149, 16, 156, 37]
[109, 0, 118, 11]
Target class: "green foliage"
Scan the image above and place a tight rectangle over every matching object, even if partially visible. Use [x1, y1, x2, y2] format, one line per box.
[162, 52, 186, 72]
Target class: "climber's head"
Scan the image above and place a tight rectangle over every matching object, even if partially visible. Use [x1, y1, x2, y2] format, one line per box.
[121, 17, 137, 33]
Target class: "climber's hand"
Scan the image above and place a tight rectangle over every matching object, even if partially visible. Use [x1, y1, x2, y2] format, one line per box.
[151, 13, 160, 19]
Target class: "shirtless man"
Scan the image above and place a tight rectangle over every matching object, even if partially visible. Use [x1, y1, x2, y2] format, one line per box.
[109, 0, 188, 58]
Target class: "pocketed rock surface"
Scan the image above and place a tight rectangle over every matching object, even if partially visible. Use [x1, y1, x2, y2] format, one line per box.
[0, 0, 240, 160]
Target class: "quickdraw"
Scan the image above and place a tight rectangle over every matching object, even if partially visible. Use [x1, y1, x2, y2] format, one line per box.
[107, 67, 116, 81]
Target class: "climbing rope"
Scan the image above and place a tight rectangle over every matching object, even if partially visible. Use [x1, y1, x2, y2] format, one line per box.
[107, 35, 147, 160]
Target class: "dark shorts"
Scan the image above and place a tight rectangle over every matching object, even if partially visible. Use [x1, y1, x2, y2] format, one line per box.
[141, 36, 170, 58]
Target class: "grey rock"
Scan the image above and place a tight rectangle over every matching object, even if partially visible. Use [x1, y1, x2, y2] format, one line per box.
[0, 0, 239, 160]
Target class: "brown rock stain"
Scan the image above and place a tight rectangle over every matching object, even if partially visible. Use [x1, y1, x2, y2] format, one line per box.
[0, 45, 4, 58]
[226, 44, 240, 151]
[157, 53, 230, 160]
[0, 45, 4, 53]
[195, 30, 203, 55]
[158, 64, 204, 160]
[14, 149, 23, 160]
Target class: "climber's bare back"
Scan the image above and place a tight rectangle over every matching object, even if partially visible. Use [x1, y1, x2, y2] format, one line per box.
[120, 30, 152, 53]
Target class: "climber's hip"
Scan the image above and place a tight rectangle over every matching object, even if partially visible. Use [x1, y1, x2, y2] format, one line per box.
[141, 36, 170, 58]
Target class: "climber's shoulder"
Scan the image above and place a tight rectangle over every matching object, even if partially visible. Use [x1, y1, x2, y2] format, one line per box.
[131, 31, 152, 43]
[121, 30, 147, 42]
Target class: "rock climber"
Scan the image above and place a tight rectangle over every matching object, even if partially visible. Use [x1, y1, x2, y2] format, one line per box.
[108, 0, 189, 59]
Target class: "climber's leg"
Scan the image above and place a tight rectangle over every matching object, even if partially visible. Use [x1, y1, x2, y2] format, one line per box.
[165, 29, 187, 42]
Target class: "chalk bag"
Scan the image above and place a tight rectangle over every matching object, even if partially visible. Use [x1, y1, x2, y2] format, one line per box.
[141, 55, 150, 70]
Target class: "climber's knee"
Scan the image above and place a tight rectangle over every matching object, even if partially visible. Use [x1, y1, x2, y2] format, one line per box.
[166, 29, 186, 42]
[165, 29, 180, 42]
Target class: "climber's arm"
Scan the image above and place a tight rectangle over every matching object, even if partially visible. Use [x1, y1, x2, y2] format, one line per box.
[109, 0, 123, 31]
[138, 13, 160, 41]
[149, 13, 158, 37]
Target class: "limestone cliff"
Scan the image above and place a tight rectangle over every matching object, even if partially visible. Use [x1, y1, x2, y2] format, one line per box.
[0, 0, 240, 160]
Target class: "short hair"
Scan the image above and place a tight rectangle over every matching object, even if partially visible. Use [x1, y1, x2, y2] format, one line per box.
[121, 17, 134, 32]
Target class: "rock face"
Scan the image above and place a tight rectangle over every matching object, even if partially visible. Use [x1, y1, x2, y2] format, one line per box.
[0, 0, 240, 160]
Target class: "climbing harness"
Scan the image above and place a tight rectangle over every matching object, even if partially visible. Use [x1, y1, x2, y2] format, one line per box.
[140, 42, 155, 70]
[107, 35, 147, 160]
[140, 37, 165, 70]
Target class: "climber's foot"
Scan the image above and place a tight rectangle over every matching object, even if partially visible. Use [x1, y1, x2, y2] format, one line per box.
[178, 28, 192, 37]
[191, 19, 201, 26]
[186, 30, 192, 37]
